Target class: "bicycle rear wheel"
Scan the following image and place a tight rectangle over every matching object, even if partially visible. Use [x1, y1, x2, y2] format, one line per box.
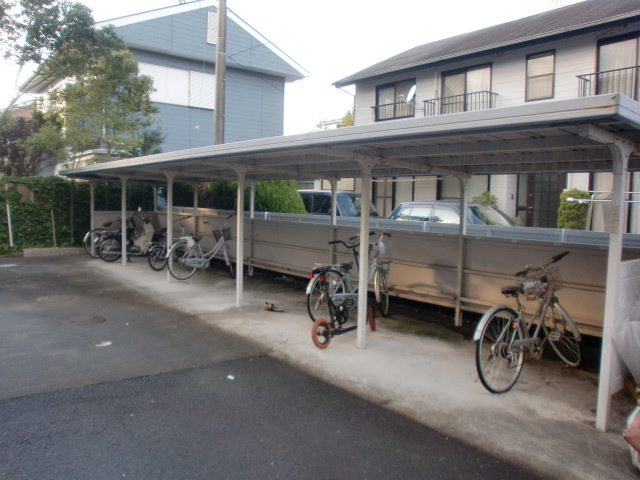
[545, 301, 581, 367]
[375, 269, 390, 317]
[475, 307, 524, 394]
[98, 238, 122, 262]
[306, 269, 345, 322]
[147, 244, 167, 271]
[167, 242, 198, 281]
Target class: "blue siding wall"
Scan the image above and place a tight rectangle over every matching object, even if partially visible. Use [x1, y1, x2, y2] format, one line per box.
[116, 7, 301, 80]
[116, 6, 298, 152]
[152, 104, 214, 152]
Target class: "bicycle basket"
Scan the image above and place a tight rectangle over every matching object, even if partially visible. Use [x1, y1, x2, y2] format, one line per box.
[521, 267, 562, 300]
[213, 228, 231, 242]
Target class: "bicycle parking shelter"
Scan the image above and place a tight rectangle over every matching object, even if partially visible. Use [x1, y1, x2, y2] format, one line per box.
[61, 94, 640, 431]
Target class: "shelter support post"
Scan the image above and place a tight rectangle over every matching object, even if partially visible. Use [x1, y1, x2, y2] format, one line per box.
[119, 177, 128, 267]
[356, 159, 374, 349]
[89, 181, 95, 231]
[249, 181, 255, 276]
[165, 173, 175, 282]
[455, 175, 470, 327]
[596, 137, 634, 431]
[326, 177, 339, 264]
[235, 167, 246, 307]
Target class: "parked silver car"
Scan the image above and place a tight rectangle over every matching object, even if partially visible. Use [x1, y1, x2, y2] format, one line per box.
[388, 201, 517, 226]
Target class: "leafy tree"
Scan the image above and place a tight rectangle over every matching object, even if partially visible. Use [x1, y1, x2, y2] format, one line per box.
[558, 188, 590, 230]
[42, 44, 162, 163]
[339, 109, 354, 127]
[1, 1, 106, 110]
[0, 114, 65, 176]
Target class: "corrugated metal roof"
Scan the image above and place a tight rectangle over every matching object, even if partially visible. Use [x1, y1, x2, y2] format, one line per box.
[59, 94, 640, 185]
[334, 0, 640, 88]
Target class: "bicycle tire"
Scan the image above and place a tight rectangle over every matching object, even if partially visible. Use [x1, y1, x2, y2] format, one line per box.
[367, 304, 377, 331]
[224, 245, 235, 278]
[375, 269, 390, 317]
[167, 242, 198, 281]
[306, 269, 345, 322]
[475, 307, 524, 394]
[98, 238, 122, 262]
[311, 318, 332, 349]
[147, 244, 167, 271]
[83, 228, 103, 258]
[545, 301, 581, 367]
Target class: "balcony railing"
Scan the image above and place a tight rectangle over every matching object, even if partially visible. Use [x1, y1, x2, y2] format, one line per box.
[371, 100, 416, 121]
[577, 65, 640, 100]
[423, 91, 498, 116]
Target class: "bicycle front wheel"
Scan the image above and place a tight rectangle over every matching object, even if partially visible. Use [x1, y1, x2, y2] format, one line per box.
[475, 308, 524, 394]
[306, 269, 345, 322]
[311, 318, 332, 349]
[98, 238, 122, 262]
[167, 242, 198, 281]
[545, 301, 581, 367]
[147, 244, 167, 271]
[375, 269, 390, 317]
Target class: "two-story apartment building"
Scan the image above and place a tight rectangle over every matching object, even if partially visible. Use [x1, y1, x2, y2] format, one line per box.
[23, 1, 306, 154]
[333, 0, 640, 230]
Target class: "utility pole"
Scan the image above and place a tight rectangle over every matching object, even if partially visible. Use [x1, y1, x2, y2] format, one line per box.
[214, 0, 226, 145]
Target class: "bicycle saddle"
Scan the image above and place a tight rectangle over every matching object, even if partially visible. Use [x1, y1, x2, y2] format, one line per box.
[501, 285, 524, 297]
[340, 261, 354, 271]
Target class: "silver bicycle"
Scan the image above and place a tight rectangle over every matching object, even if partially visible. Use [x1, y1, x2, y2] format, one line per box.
[474, 251, 582, 394]
[307, 231, 392, 323]
[166, 214, 234, 280]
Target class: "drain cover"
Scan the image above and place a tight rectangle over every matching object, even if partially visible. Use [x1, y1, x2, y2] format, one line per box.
[63, 315, 106, 326]
[94, 341, 112, 347]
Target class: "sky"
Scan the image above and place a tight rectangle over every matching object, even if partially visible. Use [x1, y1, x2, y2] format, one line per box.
[1, 0, 585, 135]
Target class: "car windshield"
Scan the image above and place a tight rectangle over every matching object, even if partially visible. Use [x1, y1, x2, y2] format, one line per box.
[337, 195, 380, 217]
[469, 205, 515, 226]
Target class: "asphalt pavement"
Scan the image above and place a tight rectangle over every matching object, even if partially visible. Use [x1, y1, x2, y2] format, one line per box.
[0, 253, 637, 479]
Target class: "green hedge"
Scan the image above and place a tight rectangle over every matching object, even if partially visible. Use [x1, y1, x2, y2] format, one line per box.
[0, 177, 155, 255]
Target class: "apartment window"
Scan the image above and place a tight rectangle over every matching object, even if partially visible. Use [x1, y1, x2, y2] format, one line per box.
[138, 63, 215, 109]
[526, 51, 555, 101]
[441, 65, 491, 114]
[375, 80, 415, 121]
[597, 35, 640, 99]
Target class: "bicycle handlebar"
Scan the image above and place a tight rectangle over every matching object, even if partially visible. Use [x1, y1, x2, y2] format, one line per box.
[515, 251, 570, 277]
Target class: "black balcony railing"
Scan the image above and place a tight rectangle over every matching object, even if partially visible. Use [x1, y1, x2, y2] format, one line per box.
[371, 100, 416, 121]
[423, 91, 498, 116]
[577, 65, 640, 100]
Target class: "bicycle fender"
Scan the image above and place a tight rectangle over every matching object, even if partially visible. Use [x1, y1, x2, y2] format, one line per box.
[83, 231, 91, 242]
[473, 305, 519, 342]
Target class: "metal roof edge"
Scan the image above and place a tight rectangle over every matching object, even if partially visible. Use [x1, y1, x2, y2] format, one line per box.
[59, 94, 634, 180]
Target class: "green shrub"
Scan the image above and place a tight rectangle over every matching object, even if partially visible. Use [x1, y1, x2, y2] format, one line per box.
[471, 191, 498, 207]
[558, 189, 590, 230]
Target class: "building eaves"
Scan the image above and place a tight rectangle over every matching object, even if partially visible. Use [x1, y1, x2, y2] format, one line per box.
[333, 0, 640, 88]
